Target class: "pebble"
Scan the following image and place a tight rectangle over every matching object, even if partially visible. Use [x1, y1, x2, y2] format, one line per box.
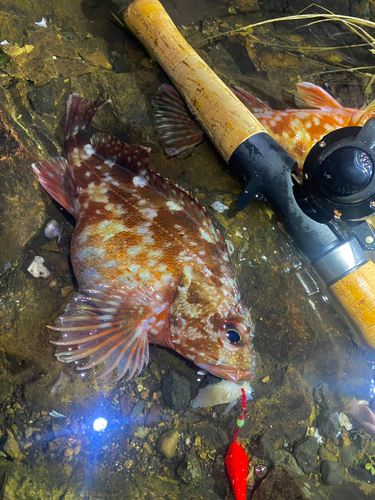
[293, 436, 319, 475]
[321, 460, 344, 485]
[44, 220, 62, 241]
[162, 372, 191, 410]
[156, 428, 179, 459]
[3, 429, 21, 459]
[177, 453, 202, 483]
[318, 410, 340, 438]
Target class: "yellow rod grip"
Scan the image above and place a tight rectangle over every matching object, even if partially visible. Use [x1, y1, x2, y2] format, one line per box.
[330, 260, 375, 350]
[124, 0, 267, 162]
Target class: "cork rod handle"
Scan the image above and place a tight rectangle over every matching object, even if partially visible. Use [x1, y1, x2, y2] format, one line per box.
[330, 261, 375, 351]
[123, 0, 266, 162]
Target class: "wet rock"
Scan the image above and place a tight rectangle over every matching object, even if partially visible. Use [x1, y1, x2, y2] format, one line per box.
[321, 460, 345, 485]
[318, 446, 337, 463]
[162, 371, 191, 410]
[313, 383, 335, 410]
[339, 444, 358, 467]
[177, 453, 202, 483]
[27, 85, 55, 115]
[293, 437, 319, 475]
[3, 429, 21, 460]
[252, 465, 328, 500]
[156, 428, 179, 459]
[318, 410, 340, 439]
[273, 449, 304, 476]
[0, 378, 13, 400]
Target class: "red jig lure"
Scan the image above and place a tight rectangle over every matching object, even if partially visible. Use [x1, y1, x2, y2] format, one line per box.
[225, 388, 249, 500]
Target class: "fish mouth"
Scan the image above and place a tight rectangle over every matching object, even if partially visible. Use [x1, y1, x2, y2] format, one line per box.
[194, 355, 255, 383]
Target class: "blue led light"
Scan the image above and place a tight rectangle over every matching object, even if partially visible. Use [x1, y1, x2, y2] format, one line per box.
[93, 417, 108, 432]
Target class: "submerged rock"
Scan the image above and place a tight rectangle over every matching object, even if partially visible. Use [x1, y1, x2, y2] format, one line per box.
[162, 372, 191, 410]
[156, 428, 179, 459]
[321, 460, 344, 485]
[177, 453, 202, 483]
[293, 437, 319, 475]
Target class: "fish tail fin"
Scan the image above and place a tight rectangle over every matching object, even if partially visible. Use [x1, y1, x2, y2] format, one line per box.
[32, 157, 77, 216]
[230, 86, 272, 113]
[349, 99, 375, 126]
[65, 94, 110, 141]
[294, 82, 343, 109]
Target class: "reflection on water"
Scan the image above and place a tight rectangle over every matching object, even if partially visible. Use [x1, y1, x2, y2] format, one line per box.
[1, 0, 375, 498]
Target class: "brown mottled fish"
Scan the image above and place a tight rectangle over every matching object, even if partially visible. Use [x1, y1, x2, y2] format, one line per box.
[32, 94, 256, 383]
[153, 82, 375, 171]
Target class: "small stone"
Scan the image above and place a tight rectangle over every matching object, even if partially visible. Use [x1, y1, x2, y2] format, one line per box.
[199, 451, 207, 459]
[340, 444, 358, 467]
[162, 372, 190, 410]
[293, 437, 319, 475]
[273, 449, 304, 476]
[318, 446, 337, 463]
[27, 255, 50, 278]
[318, 410, 340, 438]
[177, 453, 202, 483]
[61, 285, 74, 298]
[3, 429, 21, 459]
[156, 428, 179, 459]
[124, 459, 133, 469]
[321, 460, 344, 485]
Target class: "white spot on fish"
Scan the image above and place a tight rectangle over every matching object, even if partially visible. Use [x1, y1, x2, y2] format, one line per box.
[104, 160, 115, 167]
[199, 227, 213, 243]
[140, 208, 158, 219]
[133, 176, 147, 187]
[313, 116, 320, 126]
[166, 201, 183, 211]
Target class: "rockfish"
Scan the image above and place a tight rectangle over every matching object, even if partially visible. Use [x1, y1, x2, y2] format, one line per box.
[32, 94, 256, 383]
[153, 82, 375, 171]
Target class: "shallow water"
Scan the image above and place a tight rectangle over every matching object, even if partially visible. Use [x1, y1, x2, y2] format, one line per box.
[1, 0, 375, 498]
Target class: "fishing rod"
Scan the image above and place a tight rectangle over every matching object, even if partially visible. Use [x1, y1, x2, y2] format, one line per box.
[123, 0, 375, 354]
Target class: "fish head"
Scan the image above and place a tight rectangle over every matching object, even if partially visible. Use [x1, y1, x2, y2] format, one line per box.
[169, 270, 256, 382]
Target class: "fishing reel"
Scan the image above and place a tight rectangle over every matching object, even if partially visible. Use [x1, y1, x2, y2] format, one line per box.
[296, 118, 375, 251]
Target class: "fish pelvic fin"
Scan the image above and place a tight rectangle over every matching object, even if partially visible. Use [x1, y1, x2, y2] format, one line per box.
[230, 86, 272, 113]
[65, 94, 110, 141]
[349, 99, 375, 126]
[49, 280, 168, 381]
[152, 84, 205, 156]
[294, 82, 343, 109]
[32, 157, 77, 216]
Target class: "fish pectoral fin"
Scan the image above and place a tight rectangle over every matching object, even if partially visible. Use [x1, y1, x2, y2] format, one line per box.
[349, 99, 375, 126]
[152, 84, 205, 156]
[294, 82, 343, 109]
[230, 86, 272, 113]
[49, 283, 166, 381]
[91, 132, 151, 173]
[32, 157, 76, 216]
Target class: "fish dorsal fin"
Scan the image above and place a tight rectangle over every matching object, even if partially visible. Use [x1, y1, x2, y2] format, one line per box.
[91, 132, 151, 174]
[294, 82, 343, 109]
[152, 84, 205, 157]
[49, 277, 170, 381]
[349, 100, 375, 126]
[65, 94, 110, 140]
[92, 132, 224, 249]
[230, 86, 272, 113]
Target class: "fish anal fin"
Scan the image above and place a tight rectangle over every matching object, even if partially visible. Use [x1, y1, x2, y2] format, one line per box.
[294, 82, 343, 109]
[152, 84, 205, 156]
[32, 157, 76, 216]
[91, 132, 150, 174]
[230, 86, 272, 112]
[50, 282, 168, 381]
[349, 99, 375, 126]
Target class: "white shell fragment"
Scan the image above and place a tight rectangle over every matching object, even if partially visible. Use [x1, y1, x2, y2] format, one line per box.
[191, 380, 252, 411]
[210, 201, 229, 213]
[35, 17, 48, 28]
[27, 256, 50, 278]
[339, 412, 353, 431]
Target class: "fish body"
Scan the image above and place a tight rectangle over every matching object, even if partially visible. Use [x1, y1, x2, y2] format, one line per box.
[32, 95, 256, 383]
[153, 82, 375, 171]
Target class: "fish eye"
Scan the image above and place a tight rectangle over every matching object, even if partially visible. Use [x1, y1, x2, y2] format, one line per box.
[219, 317, 248, 349]
[225, 325, 242, 344]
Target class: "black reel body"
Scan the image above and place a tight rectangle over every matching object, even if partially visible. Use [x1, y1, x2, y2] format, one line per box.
[301, 118, 375, 222]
